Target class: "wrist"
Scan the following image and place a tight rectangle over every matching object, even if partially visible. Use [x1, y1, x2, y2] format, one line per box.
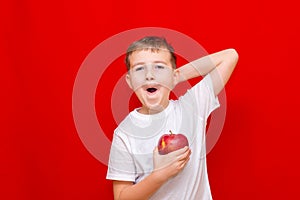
[151, 169, 168, 185]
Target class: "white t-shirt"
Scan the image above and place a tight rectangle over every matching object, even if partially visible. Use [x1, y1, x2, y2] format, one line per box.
[106, 74, 220, 200]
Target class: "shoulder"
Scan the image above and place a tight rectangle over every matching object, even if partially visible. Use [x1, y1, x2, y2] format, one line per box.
[177, 74, 219, 116]
[184, 74, 215, 99]
[110, 111, 134, 142]
[193, 74, 214, 92]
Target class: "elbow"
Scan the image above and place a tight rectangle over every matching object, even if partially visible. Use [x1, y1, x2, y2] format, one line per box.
[227, 48, 239, 62]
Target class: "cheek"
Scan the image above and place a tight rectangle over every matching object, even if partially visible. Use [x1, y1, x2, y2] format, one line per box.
[129, 76, 144, 91]
[155, 72, 174, 90]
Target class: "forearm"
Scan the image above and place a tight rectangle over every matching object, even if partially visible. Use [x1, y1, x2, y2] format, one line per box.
[114, 147, 191, 200]
[115, 171, 166, 200]
[177, 49, 238, 83]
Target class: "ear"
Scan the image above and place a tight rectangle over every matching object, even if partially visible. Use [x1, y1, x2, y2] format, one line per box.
[173, 68, 181, 86]
[125, 73, 133, 89]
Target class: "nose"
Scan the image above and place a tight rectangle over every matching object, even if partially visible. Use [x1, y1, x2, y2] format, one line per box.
[145, 66, 155, 81]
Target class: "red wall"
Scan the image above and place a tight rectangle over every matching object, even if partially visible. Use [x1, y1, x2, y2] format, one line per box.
[1, 0, 299, 199]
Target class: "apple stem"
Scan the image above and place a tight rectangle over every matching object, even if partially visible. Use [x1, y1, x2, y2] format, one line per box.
[169, 130, 173, 135]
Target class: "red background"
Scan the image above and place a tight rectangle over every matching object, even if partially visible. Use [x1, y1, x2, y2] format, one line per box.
[1, 0, 299, 199]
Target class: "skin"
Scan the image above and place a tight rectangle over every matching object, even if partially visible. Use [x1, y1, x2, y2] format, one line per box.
[114, 48, 239, 200]
[126, 49, 179, 114]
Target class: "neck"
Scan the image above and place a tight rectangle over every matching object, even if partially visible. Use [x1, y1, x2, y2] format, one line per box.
[138, 102, 169, 115]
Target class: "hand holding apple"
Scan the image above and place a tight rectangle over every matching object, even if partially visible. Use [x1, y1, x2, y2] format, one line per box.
[153, 145, 191, 182]
[152, 130, 190, 181]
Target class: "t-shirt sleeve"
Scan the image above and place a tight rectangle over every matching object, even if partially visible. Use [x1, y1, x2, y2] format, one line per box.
[106, 130, 136, 182]
[180, 74, 220, 119]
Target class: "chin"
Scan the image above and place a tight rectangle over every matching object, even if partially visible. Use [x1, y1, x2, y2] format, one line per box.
[144, 102, 166, 114]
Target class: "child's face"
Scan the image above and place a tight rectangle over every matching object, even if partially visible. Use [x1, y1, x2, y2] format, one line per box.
[126, 49, 179, 114]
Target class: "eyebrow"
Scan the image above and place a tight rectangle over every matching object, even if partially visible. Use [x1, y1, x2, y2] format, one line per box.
[131, 61, 168, 68]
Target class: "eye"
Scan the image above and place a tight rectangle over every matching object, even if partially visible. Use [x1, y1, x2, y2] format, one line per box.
[134, 66, 144, 71]
[154, 65, 165, 69]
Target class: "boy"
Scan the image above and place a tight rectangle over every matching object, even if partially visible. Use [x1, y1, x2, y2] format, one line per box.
[106, 36, 238, 199]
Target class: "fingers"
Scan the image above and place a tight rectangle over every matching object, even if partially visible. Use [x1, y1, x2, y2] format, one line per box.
[179, 155, 190, 169]
[178, 148, 191, 168]
[178, 147, 191, 161]
[159, 146, 191, 162]
[172, 150, 191, 173]
[152, 146, 192, 179]
[168, 146, 190, 157]
[153, 146, 191, 167]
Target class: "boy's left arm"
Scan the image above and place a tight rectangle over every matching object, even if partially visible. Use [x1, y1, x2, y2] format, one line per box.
[176, 48, 239, 96]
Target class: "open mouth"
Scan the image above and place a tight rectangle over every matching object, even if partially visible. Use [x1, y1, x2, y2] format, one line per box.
[146, 88, 157, 93]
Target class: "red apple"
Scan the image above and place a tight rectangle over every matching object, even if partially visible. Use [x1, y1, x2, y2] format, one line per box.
[157, 130, 189, 155]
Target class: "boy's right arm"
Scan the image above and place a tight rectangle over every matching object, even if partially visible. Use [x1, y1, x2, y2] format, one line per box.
[112, 147, 191, 200]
